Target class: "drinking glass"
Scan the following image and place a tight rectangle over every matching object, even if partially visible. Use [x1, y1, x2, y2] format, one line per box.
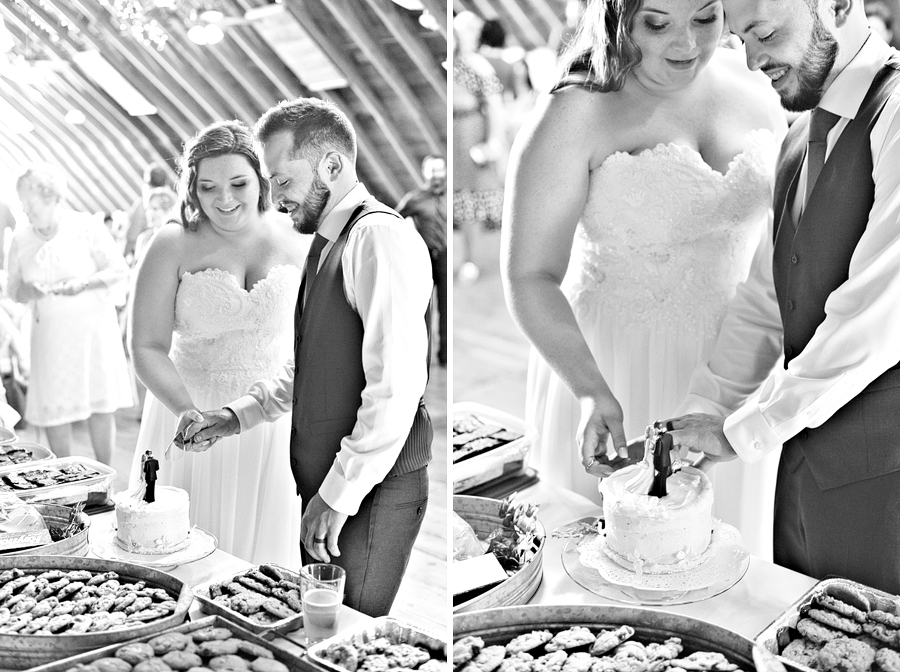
[300, 563, 346, 644]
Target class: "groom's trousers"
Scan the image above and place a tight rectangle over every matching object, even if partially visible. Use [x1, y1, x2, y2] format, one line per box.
[299, 466, 429, 618]
[774, 444, 900, 595]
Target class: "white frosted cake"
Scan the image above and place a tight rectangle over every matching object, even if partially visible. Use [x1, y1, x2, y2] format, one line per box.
[598, 464, 713, 574]
[113, 486, 191, 555]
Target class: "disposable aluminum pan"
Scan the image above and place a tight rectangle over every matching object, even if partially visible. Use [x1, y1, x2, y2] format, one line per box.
[454, 605, 763, 670]
[755, 577, 899, 672]
[26, 614, 306, 671]
[453, 495, 545, 613]
[193, 563, 304, 637]
[0, 555, 192, 670]
[307, 616, 448, 672]
[0, 503, 91, 557]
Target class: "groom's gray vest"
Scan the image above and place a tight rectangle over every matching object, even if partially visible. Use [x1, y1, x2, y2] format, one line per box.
[288, 199, 433, 502]
[772, 54, 900, 490]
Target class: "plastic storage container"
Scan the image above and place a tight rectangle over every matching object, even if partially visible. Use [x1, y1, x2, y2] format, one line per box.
[453, 402, 537, 493]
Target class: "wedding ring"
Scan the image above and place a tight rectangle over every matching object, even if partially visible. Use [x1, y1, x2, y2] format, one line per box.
[313, 537, 326, 544]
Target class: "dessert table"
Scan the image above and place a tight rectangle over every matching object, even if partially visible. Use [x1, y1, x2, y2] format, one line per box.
[516, 480, 819, 640]
[0, 511, 374, 671]
[87, 511, 374, 658]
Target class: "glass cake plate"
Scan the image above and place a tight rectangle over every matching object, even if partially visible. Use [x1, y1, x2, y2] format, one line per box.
[91, 517, 217, 569]
[561, 517, 750, 606]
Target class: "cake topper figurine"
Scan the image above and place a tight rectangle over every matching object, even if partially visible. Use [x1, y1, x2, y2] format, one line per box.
[649, 431, 674, 498]
[141, 451, 159, 504]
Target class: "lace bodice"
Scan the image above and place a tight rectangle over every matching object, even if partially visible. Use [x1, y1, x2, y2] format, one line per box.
[170, 264, 302, 397]
[567, 129, 777, 335]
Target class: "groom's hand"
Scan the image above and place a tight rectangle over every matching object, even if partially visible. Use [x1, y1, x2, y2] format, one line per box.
[666, 413, 737, 462]
[301, 493, 348, 562]
[181, 408, 240, 451]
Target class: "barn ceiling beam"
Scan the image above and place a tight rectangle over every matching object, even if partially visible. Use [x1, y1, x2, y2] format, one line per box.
[283, 0, 422, 183]
[317, 0, 444, 154]
[361, 0, 447, 103]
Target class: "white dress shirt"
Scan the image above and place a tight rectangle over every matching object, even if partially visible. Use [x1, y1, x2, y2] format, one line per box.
[679, 32, 900, 463]
[227, 183, 434, 514]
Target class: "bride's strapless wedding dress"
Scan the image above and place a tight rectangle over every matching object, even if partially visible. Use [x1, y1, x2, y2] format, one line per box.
[526, 129, 782, 560]
[129, 264, 303, 567]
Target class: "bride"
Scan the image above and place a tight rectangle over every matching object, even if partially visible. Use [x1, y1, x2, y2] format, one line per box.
[128, 120, 307, 566]
[503, 0, 786, 557]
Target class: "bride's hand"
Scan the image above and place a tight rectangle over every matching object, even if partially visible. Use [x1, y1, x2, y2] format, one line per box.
[577, 393, 627, 477]
[174, 409, 217, 452]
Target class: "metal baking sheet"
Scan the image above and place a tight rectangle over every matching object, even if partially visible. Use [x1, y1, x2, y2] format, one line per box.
[0, 554, 192, 670]
[0, 455, 115, 507]
[454, 604, 762, 670]
[307, 616, 448, 672]
[755, 576, 900, 672]
[193, 563, 304, 638]
[26, 614, 307, 671]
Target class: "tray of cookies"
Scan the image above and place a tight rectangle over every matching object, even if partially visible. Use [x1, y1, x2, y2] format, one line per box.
[26, 614, 304, 671]
[755, 577, 900, 672]
[0, 554, 192, 669]
[0, 456, 115, 507]
[193, 563, 304, 638]
[455, 604, 772, 672]
[307, 616, 447, 672]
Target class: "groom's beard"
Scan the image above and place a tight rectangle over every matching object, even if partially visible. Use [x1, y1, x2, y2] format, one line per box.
[293, 174, 331, 235]
[777, 15, 838, 112]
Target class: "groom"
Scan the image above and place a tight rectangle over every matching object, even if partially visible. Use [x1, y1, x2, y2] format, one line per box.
[667, 0, 900, 592]
[188, 98, 434, 617]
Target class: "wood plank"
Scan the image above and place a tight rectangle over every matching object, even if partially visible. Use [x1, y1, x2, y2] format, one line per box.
[319, 0, 444, 155]
[360, 0, 447, 103]
[282, 0, 423, 184]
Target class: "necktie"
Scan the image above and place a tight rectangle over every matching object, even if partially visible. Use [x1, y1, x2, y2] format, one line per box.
[806, 108, 841, 205]
[303, 233, 328, 306]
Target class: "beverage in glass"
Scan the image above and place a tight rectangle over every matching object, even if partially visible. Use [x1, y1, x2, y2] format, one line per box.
[300, 563, 345, 644]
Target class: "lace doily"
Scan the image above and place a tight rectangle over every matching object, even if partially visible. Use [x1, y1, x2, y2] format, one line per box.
[92, 519, 217, 569]
[580, 522, 747, 591]
[561, 521, 750, 605]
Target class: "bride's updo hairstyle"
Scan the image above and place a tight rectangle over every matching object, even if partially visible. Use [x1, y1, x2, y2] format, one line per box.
[556, 0, 643, 93]
[178, 120, 271, 232]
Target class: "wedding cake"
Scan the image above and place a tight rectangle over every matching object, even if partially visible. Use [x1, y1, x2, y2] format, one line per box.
[598, 426, 713, 574]
[113, 485, 191, 555]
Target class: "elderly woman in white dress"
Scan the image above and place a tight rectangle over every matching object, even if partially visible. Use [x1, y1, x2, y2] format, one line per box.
[7, 163, 132, 464]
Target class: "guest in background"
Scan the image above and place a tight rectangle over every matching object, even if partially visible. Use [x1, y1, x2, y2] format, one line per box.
[548, 0, 588, 55]
[7, 163, 132, 464]
[479, 19, 530, 103]
[133, 186, 177, 266]
[0, 200, 16, 270]
[123, 162, 172, 264]
[454, 10, 507, 285]
[397, 155, 448, 367]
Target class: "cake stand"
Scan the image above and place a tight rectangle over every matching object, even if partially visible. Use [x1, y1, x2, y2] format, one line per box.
[561, 517, 750, 606]
[91, 517, 217, 570]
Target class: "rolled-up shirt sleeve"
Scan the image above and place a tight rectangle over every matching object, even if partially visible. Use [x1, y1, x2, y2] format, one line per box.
[318, 216, 433, 515]
[227, 358, 295, 431]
